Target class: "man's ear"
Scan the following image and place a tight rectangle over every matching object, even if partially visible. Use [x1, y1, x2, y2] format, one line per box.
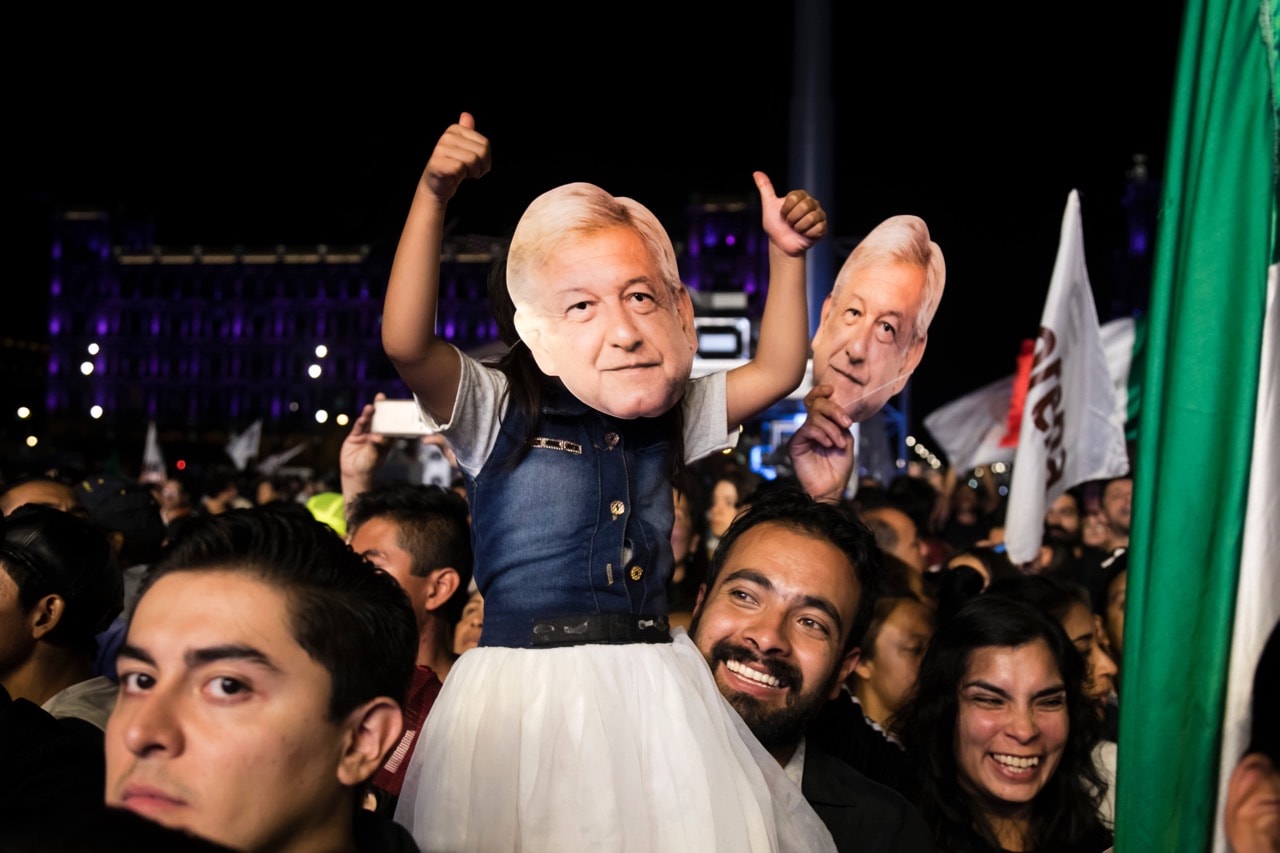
[1223, 751, 1280, 852]
[850, 646, 873, 682]
[888, 334, 928, 397]
[106, 530, 126, 557]
[693, 582, 709, 612]
[29, 594, 66, 640]
[513, 309, 557, 376]
[826, 648, 861, 700]
[676, 286, 698, 353]
[337, 697, 404, 788]
[811, 295, 834, 348]
[423, 567, 461, 614]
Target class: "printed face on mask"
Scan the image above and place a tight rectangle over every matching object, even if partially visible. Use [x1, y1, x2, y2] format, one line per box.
[517, 227, 696, 420]
[809, 261, 928, 423]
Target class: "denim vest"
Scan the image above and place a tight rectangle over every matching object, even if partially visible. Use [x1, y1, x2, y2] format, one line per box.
[467, 387, 675, 648]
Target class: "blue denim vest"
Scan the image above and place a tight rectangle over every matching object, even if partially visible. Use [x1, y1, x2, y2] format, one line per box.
[467, 387, 675, 648]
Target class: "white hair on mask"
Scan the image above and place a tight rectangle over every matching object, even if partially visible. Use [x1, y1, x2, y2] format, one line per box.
[832, 215, 945, 342]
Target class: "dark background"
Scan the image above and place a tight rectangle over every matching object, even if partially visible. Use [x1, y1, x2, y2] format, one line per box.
[12, 4, 1183, 436]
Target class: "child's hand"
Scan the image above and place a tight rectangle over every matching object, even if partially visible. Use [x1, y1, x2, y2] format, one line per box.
[754, 171, 828, 257]
[788, 383, 855, 503]
[422, 112, 492, 204]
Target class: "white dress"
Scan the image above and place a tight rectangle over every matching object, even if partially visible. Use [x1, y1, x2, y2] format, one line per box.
[393, 348, 836, 852]
[396, 631, 836, 852]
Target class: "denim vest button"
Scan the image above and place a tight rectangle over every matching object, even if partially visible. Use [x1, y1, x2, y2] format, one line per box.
[629, 565, 644, 581]
[610, 500, 625, 519]
[604, 431, 620, 448]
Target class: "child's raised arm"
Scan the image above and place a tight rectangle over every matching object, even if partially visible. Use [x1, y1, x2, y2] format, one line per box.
[382, 112, 492, 424]
[723, 172, 827, 428]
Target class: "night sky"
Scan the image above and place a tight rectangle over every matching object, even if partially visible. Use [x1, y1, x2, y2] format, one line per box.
[14, 4, 1183, 438]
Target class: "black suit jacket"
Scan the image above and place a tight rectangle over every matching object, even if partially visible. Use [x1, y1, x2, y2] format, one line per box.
[802, 737, 936, 853]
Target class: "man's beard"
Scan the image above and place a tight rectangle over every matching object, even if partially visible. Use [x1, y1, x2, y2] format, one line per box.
[705, 638, 839, 753]
[1043, 523, 1081, 548]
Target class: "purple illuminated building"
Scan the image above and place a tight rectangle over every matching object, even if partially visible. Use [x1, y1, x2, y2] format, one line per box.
[31, 198, 768, 470]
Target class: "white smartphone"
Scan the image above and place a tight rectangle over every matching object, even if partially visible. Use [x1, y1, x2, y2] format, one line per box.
[370, 398, 434, 437]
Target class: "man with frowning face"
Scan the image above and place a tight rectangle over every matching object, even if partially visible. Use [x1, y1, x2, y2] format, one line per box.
[808, 215, 945, 423]
[688, 484, 933, 851]
[104, 508, 420, 853]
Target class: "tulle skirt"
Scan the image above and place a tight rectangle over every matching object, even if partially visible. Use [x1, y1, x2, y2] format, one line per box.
[395, 629, 836, 853]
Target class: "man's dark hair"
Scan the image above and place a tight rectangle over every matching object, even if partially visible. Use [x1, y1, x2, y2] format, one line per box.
[199, 467, 240, 501]
[705, 481, 882, 653]
[0, 504, 122, 656]
[138, 508, 417, 719]
[347, 483, 474, 625]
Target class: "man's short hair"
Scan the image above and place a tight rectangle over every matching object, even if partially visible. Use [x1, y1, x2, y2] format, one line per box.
[706, 482, 882, 652]
[831, 214, 945, 342]
[137, 507, 417, 719]
[0, 504, 122, 655]
[347, 483, 474, 624]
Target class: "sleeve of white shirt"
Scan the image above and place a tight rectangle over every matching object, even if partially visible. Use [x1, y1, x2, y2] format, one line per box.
[682, 371, 740, 463]
[412, 345, 508, 477]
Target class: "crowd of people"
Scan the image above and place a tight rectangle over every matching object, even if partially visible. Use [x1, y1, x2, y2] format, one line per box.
[2, 112, 1276, 853]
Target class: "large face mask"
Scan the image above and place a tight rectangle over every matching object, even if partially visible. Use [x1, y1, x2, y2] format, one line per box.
[513, 226, 697, 419]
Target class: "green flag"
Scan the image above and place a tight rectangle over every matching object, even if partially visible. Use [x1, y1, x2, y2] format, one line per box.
[1117, 1, 1278, 852]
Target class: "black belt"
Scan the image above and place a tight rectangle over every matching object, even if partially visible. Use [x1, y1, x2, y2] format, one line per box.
[530, 613, 672, 647]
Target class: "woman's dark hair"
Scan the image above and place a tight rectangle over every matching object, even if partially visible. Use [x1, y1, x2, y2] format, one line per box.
[893, 594, 1108, 853]
[986, 573, 1092, 627]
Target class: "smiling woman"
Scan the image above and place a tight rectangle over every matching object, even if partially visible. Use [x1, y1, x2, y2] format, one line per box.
[893, 594, 1113, 853]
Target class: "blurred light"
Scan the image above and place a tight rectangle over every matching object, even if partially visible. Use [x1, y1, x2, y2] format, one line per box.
[80, 361, 95, 376]
[315, 409, 329, 424]
[177, 459, 187, 471]
[307, 364, 322, 379]
[25, 435, 38, 448]
[998, 485, 1009, 496]
[975, 466, 986, 477]
[289, 401, 300, 413]
[315, 345, 328, 358]
[335, 413, 350, 427]
[968, 479, 979, 489]
[905, 435, 917, 447]
[87, 342, 100, 355]
[90, 406, 103, 419]
[992, 462, 1007, 473]
[895, 458, 906, 468]
[16, 407, 30, 419]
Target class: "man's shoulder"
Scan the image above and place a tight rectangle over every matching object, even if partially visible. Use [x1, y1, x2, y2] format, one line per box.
[802, 738, 909, 808]
[802, 738, 936, 853]
[354, 808, 421, 853]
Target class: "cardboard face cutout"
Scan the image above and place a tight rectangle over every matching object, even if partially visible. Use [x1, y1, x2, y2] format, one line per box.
[509, 185, 697, 420]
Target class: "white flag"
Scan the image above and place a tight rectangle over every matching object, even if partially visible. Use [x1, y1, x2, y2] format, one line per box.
[924, 318, 1134, 477]
[140, 421, 167, 485]
[1004, 191, 1130, 566]
[226, 419, 263, 472]
[923, 374, 1017, 475]
[256, 441, 307, 475]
